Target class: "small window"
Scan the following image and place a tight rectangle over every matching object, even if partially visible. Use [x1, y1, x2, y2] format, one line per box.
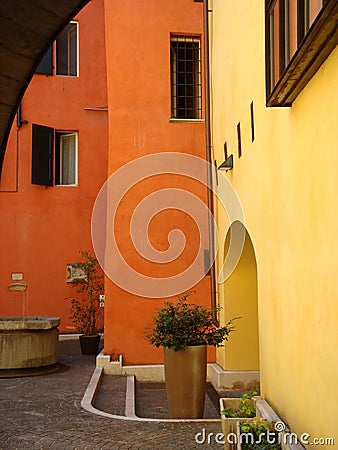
[237, 123, 242, 158]
[250, 101, 255, 142]
[56, 22, 78, 76]
[170, 36, 202, 119]
[55, 132, 78, 186]
[31, 124, 78, 187]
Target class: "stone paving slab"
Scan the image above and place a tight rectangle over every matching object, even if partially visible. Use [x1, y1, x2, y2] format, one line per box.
[0, 340, 225, 449]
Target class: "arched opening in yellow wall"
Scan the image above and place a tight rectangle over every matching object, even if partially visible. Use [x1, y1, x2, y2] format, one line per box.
[220, 221, 260, 371]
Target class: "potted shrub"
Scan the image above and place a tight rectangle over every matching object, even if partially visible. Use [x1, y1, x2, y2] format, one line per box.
[69, 250, 104, 355]
[220, 391, 259, 450]
[237, 417, 281, 450]
[146, 291, 237, 419]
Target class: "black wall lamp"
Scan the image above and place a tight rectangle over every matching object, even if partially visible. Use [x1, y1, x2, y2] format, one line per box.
[218, 141, 233, 172]
[218, 154, 233, 171]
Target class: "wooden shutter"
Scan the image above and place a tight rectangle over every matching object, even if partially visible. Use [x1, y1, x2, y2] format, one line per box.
[31, 124, 54, 186]
[36, 47, 53, 75]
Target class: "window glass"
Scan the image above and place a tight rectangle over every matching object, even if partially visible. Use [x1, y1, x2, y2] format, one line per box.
[56, 133, 78, 185]
[56, 22, 78, 76]
[289, 0, 298, 60]
[36, 47, 53, 75]
[309, 0, 323, 25]
[297, 0, 310, 45]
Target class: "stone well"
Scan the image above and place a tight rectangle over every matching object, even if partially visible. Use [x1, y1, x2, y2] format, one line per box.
[0, 316, 60, 369]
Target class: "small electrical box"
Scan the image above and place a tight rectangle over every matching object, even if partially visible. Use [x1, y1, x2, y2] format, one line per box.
[99, 294, 105, 307]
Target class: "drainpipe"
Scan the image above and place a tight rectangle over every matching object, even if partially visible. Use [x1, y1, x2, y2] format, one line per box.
[203, 0, 217, 318]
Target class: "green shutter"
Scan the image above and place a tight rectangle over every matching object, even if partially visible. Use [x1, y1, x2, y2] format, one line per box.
[31, 124, 54, 186]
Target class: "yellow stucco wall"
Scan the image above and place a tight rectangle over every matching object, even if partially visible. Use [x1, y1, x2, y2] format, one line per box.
[210, 1, 338, 446]
[220, 222, 259, 371]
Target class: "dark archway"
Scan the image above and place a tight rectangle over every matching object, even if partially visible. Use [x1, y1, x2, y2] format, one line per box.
[0, 0, 90, 176]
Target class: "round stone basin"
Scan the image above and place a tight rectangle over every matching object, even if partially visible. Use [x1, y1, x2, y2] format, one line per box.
[0, 316, 60, 369]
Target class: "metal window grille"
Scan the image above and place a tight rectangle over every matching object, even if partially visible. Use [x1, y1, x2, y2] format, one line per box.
[170, 36, 202, 119]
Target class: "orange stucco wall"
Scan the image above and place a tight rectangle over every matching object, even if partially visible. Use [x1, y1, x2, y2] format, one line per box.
[0, 0, 108, 331]
[0, 0, 213, 365]
[103, 0, 212, 365]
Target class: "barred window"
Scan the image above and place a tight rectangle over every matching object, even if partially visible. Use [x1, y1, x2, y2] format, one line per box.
[170, 36, 202, 120]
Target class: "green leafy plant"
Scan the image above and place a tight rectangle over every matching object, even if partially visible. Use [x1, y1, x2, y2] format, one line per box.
[146, 291, 238, 351]
[221, 391, 257, 418]
[239, 391, 258, 417]
[239, 418, 281, 450]
[69, 250, 104, 336]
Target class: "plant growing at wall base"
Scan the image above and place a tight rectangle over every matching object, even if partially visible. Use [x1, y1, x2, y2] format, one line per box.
[69, 250, 104, 337]
[146, 291, 238, 351]
[221, 391, 257, 418]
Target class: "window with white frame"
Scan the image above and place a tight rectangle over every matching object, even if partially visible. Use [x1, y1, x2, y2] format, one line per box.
[56, 132, 78, 185]
[170, 36, 202, 120]
[36, 21, 79, 76]
[56, 22, 78, 76]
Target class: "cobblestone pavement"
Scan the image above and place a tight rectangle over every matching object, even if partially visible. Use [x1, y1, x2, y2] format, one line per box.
[0, 341, 224, 450]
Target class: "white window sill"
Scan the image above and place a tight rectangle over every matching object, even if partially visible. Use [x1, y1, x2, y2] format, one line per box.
[169, 118, 205, 123]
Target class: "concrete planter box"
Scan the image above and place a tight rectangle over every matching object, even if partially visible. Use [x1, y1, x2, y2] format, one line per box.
[220, 397, 259, 450]
[235, 399, 305, 450]
[236, 420, 280, 450]
[0, 316, 60, 369]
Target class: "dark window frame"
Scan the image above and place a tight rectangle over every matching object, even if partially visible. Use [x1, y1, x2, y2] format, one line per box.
[170, 35, 202, 120]
[297, 0, 310, 45]
[266, 0, 338, 106]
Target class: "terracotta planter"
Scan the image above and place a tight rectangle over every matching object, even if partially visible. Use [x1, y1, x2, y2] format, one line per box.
[164, 344, 207, 419]
[79, 334, 100, 355]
